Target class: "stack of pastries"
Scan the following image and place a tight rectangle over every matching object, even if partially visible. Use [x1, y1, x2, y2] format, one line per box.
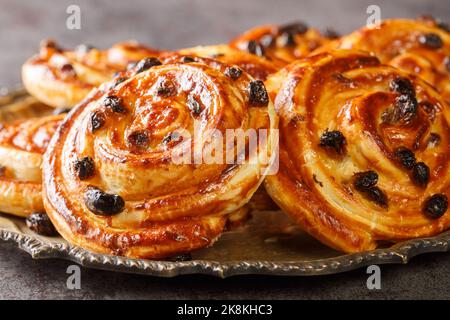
[1, 17, 448, 258]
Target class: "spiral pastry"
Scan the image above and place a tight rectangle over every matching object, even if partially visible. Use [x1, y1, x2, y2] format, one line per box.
[322, 19, 450, 103]
[0, 115, 62, 217]
[42, 54, 277, 258]
[264, 50, 450, 253]
[22, 40, 160, 108]
[230, 22, 333, 64]
[178, 44, 281, 80]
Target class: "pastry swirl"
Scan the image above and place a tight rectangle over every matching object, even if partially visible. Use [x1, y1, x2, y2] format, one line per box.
[265, 50, 450, 252]
[230, 22, 332, 64]
[42, 55, 277, 258]
[22, 40, 160, 108]
[0, 115, 62, 217]
[321, 19, 450, 103]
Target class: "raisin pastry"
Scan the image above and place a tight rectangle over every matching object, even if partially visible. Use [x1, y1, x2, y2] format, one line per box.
[321, 19, 450, 103]
[0, 115, 63, 217]
[230, 22, 333, 64]
[178, 44, 281, 80]
[264, 50, 450, 253]
[42, 55, 277, 259]
[22, 40, 160, 108]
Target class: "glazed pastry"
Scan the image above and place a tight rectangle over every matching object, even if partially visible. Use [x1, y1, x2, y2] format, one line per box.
[265, 50, 450, 253]
[178, 44, 281, 80]
[0, 115, 63, 217]
[42, 54, 277, 259]
[230, 22, 333, 64]
[22, 40, 160, 108]
[321, 19, 450, 102]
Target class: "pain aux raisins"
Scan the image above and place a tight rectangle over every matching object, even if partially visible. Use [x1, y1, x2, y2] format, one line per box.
[353, 171, 388, 208]
[104, 95, 126, 113]
[134, 57, 162, 74]
[84, 186, 125, 216]
[412, 162, 430, 187]
[224, 66, 243, 80]
[26, 212, 58, 236]
[319, 130, 346, 154]
[74, 156, 95, 180]
[419, 33, 443, 49]
[246, 40, 265, 57]
[248, 80, 269, 106]
[423, 194, 448, 219]
[395, 147, 416, 169]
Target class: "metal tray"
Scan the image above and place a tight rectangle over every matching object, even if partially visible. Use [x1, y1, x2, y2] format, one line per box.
[0, 89, 449, 278]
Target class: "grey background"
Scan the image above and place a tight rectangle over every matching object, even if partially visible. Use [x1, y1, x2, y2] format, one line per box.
[0, 0, 449, 299]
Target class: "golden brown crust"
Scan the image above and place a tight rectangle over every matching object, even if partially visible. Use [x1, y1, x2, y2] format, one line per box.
[178, 45, 280, 80]
[230, 23, 331, 64]
[42, 54, 277, 259]
[265, 50, 450, 253]
[22, 40, 160, 108]
[0, 115, 63, 217]
[319, 19, 450, 103]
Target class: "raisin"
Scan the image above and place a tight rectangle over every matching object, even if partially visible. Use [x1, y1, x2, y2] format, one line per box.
[364, 186, 389, 208]
[84, 186, 125, 216]
[90, 111, 105, 133]
[323, 28, 340, 39]
[353, 171, 378, 190]
[60, 63, 76, 79]
[104, 95, 126, 113]
[181, 56, 196, 63]
[224, 66, 243, 80]
[134, 57, 162, 73]
[114, 77, 127, 87]
[423, 194, 448, 219]
[389, 77, 415, 96]
[428, 133, 441, 147]
[419, 33, 443, 49]
[279, 22, 308, 35]
[157, 79, 177, 97]
[395, 94, 418, 123]
[395, 147, 416, 169]
[412, 162, 430, 187]
[247, 40, 265, 57]
[187, 96, 202, 115]
[319, 130, 346, 153]
[74, 156, 95, 180]
[26, 212, 58, 237]
[248, 80, 269, 106]
[127, 130, 150, 147]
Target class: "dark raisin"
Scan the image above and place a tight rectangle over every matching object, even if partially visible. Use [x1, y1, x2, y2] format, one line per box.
[26, 212, 58, 237]
[279, 31, 296, 47]
[364, 186, 389, 208]
[445, 56, 450, 72]
[248, 80, 269, 106]
[247, 40, 265, 57]
[395, 94, 418, 122]
[90, 111, 105, 133]
[224, 66, 243, 79]
[74, 156, 95, 180]
[157, 79, 177, 97]
[52, 107, 71, 115]
[260, 34, 275, 47]
[135, 57, 162, 73]
[353, 171, 378, 190]
[323, 28, 340, 39]
[389, 77, 415, 96]
[84, 186, 125, 216]
[428, 133, 441, 147]
[319, 130, 346, 153]
[181, 56, 196, 63]
[412, 162, 430, 187]
[187, 96, 202, 115]
[423, 194, 448, 219]
[419, 33, 443, 49]
[279, 22, 308, 35]
[127, 130, 149, 147]
[104, 95, 126, 113]
[394, 147, 416, 169]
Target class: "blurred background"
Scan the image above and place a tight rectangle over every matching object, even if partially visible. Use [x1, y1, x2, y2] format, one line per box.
[0, 0, 448, 87]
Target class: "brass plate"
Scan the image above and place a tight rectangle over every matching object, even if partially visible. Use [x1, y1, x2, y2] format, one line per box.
[0, 89, 449, 278]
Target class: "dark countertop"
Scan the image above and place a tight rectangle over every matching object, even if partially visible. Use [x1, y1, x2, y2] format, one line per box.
[0, 0, 449, 299]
